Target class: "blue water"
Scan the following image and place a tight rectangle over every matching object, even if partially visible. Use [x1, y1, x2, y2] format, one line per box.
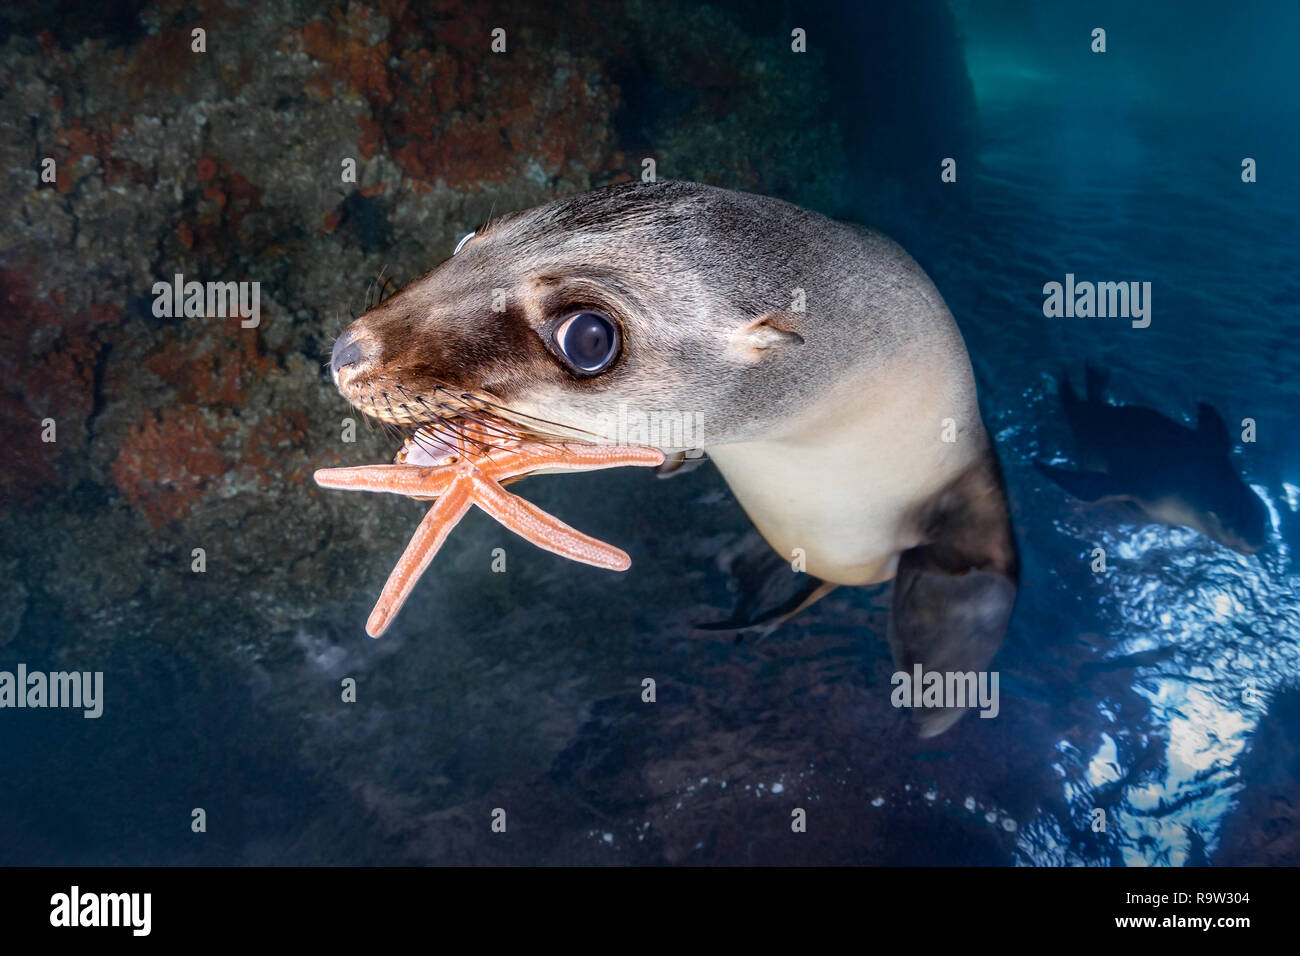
[948, 112, 1298, 864]
[904, 6, 1300, 863]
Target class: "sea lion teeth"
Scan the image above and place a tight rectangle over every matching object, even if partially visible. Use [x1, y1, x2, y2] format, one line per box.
[394, 427, 459, 467]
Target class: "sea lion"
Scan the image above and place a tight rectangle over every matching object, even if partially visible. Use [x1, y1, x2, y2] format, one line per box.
[1037, 364, 1268, 554]
[326, 180, 1018, 735]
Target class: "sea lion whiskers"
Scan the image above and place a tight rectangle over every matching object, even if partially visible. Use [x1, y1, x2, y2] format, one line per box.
[429, 399, 572, 457]
[388, 384, 519, 458]
[436, 403, 520, 439]
[375, 383, 566, 463]
[458, 390, 606, 445]
[379, 418, 421, 457]
[408, 418, 490, 460]
[404, 406, 496, 458]
[392, 380, 584, 455]
[363, 266, 399, 311]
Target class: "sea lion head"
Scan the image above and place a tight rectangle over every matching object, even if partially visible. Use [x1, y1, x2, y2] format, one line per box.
[328, 181, 894, 450]
[1181, 466, 1270, 555]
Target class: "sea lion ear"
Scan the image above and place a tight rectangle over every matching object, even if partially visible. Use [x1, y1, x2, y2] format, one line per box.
[1196, 403, 1230, 450]
[731, 315, 804, 358]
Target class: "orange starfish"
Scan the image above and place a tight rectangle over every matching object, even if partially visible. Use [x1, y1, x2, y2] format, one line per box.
[314, 421, 664, 637]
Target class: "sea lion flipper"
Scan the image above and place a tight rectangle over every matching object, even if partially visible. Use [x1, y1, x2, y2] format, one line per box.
[1084, 362, 1110, 401]
[699, 576, 836, 633]
[1035, 462, 1123, 502]
[700, 528, 835, 633]
[888, 558, 1016, 738]
[1058, 367, 1079, 408]
[1196, 403, 1230, 452]
[888, 453, 1018, 736]
[655, 449, 707, 478]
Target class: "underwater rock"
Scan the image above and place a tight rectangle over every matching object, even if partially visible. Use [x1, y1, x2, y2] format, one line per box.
[1214, 687, 1300, 865]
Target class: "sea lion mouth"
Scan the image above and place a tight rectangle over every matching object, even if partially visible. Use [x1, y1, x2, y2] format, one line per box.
[393, 408, 549, 466]
[333, 372, 609, 465]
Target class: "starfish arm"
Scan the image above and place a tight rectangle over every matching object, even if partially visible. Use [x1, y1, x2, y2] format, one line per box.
[489, 443, 665, 481]
[469, 472, 634, 571]
[365, 479, 473, 638]
[314, 464, 456, 499]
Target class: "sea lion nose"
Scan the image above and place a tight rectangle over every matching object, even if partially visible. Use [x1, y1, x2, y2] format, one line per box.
[330, 330, 367, 377]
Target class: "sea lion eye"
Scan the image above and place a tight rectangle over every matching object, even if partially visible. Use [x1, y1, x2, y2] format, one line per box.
[555, 311, 619, 373]
[453, 231, 475, 255]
